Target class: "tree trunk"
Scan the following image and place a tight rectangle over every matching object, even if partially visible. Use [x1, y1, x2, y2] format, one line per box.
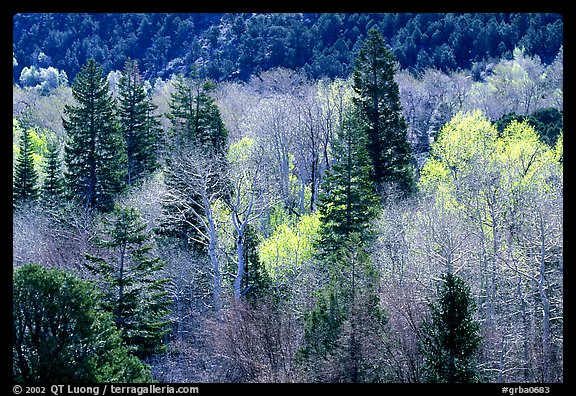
[538, 212, 551, 383]
[233, 231, 245, 301]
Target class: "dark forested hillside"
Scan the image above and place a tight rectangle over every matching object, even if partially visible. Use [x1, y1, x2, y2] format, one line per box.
[13, 13, 562, 82]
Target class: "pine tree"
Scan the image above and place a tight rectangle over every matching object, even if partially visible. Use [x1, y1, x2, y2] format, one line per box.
[240, 223, 273, 303]
[352, 28, 415, 197]
[420, 272, 483, 383]
[118, 58, 161, 186]
[63, 58, 126, 212]
[41, 139, 65, 204]
[86, 205, 171, 359]
[13, 121, 38, 207]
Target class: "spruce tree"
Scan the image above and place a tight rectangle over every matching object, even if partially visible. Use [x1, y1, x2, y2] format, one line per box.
[167, 74, 227, 157]
[118, 58, 161, 186]
[63, 58, 126, 212]
[86, 205, 171, 359]
[41, 139, 65, 204]
[13, 122, 38, 207]
[352, 28, 415, 197]
[420, 272, 483, 383]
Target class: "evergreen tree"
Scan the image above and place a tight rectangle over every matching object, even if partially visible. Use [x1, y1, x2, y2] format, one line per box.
[240, 223, 273, 303]
[352, 28, 415, 197]
[160, 74, 229, 249]
[13, 263, 152, 382]
[298, 110, 386, 382]
[41, 139, 65, 204]
[420, 272, 483, 383]
[167, 74, 227, 157]
[118, 58, 161, 186]
[13, 122, 38, 207]
[316, 108, 380, 262]
[63, 58, 126, 212]
[86, 205, 171, 359]
[299, 287, 345, 361]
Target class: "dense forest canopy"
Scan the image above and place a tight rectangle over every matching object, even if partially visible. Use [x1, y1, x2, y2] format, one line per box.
[13, 13, 562, 81]
[13, 12, 563, 384]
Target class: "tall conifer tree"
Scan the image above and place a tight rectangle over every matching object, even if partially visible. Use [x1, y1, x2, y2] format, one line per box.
[316, 109, 380, 263]
[41, 139, 65, 204]
[298, 109, 386, 382]
[118, 58, 160, 186]
[352, 28, 415, 197]
[86, 206, 171, 359]
[160, 74, 229, 249]
[63, 58, 126, 212]
[167, 74, 227, 157]
[13, 122, 38, 207]
[420, 272, 483, 383]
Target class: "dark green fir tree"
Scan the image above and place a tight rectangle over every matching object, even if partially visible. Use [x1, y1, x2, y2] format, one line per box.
[316, 109, 380, 263]
[13, 122, 38, 207]
[167, 73, 228, 157]
[118, 58, 161, 186]
[41, 139, 65, 204]
[63, 58, 126, 212]
[86, 206, 172, 359]
[239, 223, 273, 303]
[352, 28, 415, 197]
[420, 272, 483, 383]
[298, 110, 387, 382]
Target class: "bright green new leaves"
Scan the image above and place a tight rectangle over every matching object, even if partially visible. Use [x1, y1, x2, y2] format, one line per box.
[258, 212, 320, 284]
[13, 119, 60, 206]
[13, 118, 52, 170]
[227, 136, 255, 165]
[419, 110, 562, 213]
[424, 110, 498, 175]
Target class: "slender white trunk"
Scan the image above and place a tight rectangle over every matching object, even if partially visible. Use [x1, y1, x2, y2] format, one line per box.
[233, 230, 244, 300]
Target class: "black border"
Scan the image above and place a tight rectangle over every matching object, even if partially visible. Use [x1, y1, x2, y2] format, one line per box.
[7, 0, 573, 392]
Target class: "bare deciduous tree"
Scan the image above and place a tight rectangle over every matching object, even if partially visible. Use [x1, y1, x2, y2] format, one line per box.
[162, 150, 227, 313]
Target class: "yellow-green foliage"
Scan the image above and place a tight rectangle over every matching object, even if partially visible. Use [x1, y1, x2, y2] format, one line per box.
[554, 131, 563, 164]
[13, 118, 55, 180]
[258, 212, 320, 283]
[497, 120, 556, 193]
[428, 110, 499, 173]
[419, 111, 562, 214]
[227, 136, 255, 165]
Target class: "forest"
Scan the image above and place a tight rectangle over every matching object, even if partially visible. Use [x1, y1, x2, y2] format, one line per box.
[13, 13, 563, 384]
